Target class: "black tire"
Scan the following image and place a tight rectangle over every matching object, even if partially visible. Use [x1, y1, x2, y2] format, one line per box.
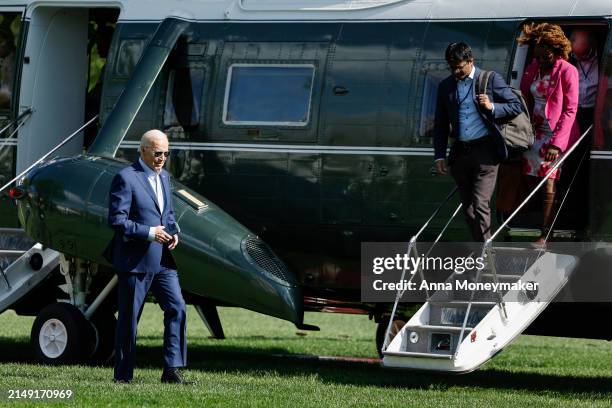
[89, 312, 116, 364]
[375, 316, 406, 358]
[31, 303, 95, 365]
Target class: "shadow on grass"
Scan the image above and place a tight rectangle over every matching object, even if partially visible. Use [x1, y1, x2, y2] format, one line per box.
[0, 336, 37, 363]
[2, 335, 612, 397]
[180, 344, 612, 396]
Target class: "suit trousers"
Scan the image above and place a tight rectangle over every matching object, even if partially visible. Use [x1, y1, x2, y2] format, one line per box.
[449, 137, 500, 242]
[114, 257, 187, 382]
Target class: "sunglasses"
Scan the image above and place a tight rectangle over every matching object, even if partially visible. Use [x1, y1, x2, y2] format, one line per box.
[153, 150, 170, 158]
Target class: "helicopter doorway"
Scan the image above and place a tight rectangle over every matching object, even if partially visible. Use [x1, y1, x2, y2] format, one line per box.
[17, 6, 119, 173]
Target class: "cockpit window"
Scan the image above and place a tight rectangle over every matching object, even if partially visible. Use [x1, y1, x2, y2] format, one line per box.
[0, 13, 21, 111]
[223, 64, 315, 126]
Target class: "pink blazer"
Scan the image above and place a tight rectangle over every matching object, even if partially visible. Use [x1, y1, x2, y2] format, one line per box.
[520, 58, 580, 152]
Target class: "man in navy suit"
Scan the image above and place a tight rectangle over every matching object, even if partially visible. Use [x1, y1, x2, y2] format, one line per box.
[104, 129, 189, 384]
[433, 42, 523, 241]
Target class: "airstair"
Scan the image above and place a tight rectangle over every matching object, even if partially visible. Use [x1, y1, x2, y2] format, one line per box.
[0, 242, 60, 314]
[381, 126, 591, 373]
[0, 109, 61, 314]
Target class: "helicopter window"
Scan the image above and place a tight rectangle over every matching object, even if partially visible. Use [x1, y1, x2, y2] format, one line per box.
[417, 65, 448, 141]
[0, 12, 21, 111]
[163, 66, 205, 129]
[114, 39, 145, 78]
[222, 64, 315, 126]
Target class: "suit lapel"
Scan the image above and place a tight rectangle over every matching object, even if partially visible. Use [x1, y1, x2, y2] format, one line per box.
[449, 79, 458, 106]
[547, 59, 562, 99]
[449, 79, 459, 127]
[133, 160, 161, 214]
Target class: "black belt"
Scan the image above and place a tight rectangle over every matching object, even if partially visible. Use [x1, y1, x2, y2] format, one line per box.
[455, 135, 491, 147]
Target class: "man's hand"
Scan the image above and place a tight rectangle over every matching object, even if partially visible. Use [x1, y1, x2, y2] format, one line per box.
[435, 160, 448, 175]
[545, 146, 561, 162]
[168, 234, 179, 250]
[478, 94, 494, 111]
[153, 226, 173, 244]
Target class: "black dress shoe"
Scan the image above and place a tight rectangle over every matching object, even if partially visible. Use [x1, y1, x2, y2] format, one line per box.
[161, 368, 192, 384]
[113, 378, 132, 384]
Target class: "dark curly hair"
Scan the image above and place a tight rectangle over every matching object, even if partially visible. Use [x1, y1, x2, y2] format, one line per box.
[518, 23, 572, 60]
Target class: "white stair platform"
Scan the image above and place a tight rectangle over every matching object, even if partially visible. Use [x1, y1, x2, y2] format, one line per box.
[382, 249, 578, 373]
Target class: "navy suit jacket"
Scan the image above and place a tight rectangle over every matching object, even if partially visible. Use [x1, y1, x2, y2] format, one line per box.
[103, 160, 179, 274]
[433, 67, 523, 163]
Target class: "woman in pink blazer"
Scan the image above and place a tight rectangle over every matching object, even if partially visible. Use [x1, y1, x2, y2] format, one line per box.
[518, 23, 580, 245]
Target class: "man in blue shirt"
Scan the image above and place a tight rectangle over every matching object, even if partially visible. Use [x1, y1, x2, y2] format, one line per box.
[433, 42, 523, 241]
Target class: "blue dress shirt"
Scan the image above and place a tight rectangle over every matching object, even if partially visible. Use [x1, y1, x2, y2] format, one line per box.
[457, 66, 493, 141]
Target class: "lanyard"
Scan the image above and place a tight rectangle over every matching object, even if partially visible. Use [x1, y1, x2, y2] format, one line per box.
[578, 59, 595, 81]
[456, 80, 473, 106]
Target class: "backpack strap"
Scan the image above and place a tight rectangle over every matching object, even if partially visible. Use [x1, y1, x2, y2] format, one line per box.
[477, 70, 493, 95]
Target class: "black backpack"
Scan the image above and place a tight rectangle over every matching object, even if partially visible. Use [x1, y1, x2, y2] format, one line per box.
[477, 71, 534, 153]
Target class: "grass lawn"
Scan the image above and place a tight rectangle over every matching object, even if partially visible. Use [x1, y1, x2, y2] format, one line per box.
[0, 304, 611, 407]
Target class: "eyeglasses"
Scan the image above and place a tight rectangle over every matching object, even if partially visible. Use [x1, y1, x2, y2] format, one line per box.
[448, 61, 470, 72]
[153, 151, 170, 158]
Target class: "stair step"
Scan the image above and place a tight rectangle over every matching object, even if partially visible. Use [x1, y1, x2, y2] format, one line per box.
[481, 273, 523, 279]
[505, 228, 576, 238]
[406, 324, 474, 332]
[430, 300, 497, 306]
[383, 350, 453, 359]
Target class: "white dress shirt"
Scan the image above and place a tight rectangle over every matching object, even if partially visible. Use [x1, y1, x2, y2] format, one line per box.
[139, 158, 165, 242]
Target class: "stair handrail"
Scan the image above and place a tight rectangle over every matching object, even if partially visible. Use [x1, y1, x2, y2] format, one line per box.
[0, 115, 98, 288]
[382, 186, 462, 352]
[0, 108, 33, 155]
[455, 125, 593, 358]
[488, 125, 593, 243]
[0, 108, 32, 139]
[413, 186, 460, 241]
[0, 115, 99, 195]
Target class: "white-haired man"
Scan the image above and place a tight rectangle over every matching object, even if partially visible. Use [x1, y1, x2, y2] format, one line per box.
[103, 129, 189, 384]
